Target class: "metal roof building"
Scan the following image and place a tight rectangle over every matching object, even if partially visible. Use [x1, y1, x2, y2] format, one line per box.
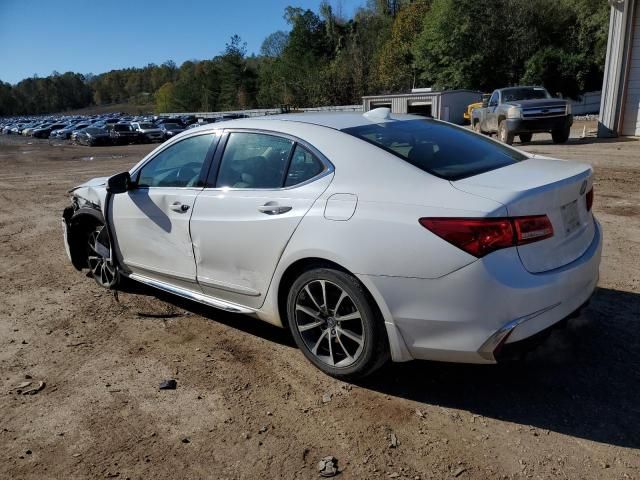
[599, 0, 640, 136]
[362, 89, 482, 125]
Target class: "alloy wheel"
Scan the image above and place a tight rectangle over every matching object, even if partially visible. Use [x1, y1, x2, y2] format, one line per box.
[87, 226, 118, 288]
[294, 279, 365, 368]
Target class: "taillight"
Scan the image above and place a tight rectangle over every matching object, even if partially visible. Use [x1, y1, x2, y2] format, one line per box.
[512, 216, 554, 245]
[586, 187, 593, 211]
[419, 215, 553, 258]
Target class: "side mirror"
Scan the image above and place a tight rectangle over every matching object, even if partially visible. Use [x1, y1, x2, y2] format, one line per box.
[482, 100, 489, 108]
[107, 171, 132, 194]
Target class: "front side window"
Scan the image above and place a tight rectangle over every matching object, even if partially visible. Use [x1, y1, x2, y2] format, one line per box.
[216, 132, 293, 188]
[488, 92, 498, 106]
[137, 134, 214, 188]
[285, 145, 325, 187]
[342, 119, 527, 181]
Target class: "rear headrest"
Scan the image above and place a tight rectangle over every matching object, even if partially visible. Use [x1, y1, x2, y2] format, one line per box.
[407, 143, 435, 168]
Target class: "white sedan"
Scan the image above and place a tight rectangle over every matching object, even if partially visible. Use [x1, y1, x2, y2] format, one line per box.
[62, 109, 601, 379]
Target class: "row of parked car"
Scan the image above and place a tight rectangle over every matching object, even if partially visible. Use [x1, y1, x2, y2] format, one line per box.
[0, 112, 248, 146]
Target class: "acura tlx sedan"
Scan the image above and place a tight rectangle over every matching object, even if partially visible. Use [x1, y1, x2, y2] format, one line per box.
[62, 109, 601, 379]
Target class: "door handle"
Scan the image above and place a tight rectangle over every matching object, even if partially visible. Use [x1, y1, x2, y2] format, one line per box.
[258, 203, 292, 215]
[170, 202, 190, 213]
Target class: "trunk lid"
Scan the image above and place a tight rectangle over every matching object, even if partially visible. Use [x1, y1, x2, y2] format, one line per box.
[452, 157, 595, 273]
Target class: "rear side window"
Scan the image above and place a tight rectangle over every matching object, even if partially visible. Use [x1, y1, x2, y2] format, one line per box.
[342, 119, 526, 180]
[285, 145, 325, 187]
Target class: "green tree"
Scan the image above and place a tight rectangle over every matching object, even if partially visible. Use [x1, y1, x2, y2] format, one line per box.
[155, 82, 176, 112]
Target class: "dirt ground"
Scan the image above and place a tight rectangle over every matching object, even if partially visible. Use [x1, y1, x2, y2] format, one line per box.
[1, 121, 639, 480]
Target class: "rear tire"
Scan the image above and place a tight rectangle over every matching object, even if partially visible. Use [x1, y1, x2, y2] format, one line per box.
[286, 268, 389, 380]
[498, 120, 514, 145]
[551, 127, 570, 143]
[519, 133, 533, 143]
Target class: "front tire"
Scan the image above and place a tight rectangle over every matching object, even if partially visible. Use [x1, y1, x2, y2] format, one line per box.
[498, 120, 514, 145]
[286, 268, 389, 380]
[551, 127, 570, 143]
[86, 224, 120, 289]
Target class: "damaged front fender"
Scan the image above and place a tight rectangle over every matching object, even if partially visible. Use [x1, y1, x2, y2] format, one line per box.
[63, 205, 106, 270]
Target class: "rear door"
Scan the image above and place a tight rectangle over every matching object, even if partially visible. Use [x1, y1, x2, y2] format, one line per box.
[485, 91, 500, 132]
[190, 130, 333, 309]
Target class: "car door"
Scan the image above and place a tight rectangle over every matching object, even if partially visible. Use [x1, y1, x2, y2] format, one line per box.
[485, 90, 500, 132]
[190, 130, 334, 309]
[111, 132, 218, 290]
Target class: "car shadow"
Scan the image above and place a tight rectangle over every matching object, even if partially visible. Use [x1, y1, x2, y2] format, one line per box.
[120, 281, 639, 448]
[358, 287, 640, 449]
[119, 279, 295, 348]
[519, 136, 639, 146]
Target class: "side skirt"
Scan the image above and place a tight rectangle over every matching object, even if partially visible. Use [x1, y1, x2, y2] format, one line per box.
[127, 273, 256, 315]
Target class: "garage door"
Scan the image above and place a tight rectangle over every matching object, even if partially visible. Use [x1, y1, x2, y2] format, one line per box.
[622, 4, 640, 136]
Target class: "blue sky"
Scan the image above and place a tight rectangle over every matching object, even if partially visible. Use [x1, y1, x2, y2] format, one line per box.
[0, 0, 358, 85]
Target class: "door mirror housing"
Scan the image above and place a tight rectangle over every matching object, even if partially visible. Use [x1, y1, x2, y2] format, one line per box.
[482, 100, 489, 108]
[107, 171, 133, 194]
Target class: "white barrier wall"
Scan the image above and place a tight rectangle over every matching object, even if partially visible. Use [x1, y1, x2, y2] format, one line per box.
[160, 105, 363, 119]
[570, 91, 601, 115]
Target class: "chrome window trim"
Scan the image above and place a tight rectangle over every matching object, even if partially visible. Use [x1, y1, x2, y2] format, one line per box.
[129, 129, 222, 189]
[130, 129, 223, 180]
[204, 127, 335, 192]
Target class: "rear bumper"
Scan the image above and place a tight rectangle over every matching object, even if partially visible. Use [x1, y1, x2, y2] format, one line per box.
[506, 115, 573, 134]
[360, 219, 602, 364]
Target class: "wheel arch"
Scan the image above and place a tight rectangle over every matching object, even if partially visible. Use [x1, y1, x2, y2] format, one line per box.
[276, 257, 351, 334]
[65, 206, 105, 270]
[274, 256, 413, 362]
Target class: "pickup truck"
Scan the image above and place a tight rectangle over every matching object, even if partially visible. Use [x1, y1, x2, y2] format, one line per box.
[471, 86, 572, 145]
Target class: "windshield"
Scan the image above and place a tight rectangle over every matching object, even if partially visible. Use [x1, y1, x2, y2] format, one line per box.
[342, 119, 527, 181]
[502, 87, 551, 102]
[139, 123, 154, 129]
[164, 123, 180, 129]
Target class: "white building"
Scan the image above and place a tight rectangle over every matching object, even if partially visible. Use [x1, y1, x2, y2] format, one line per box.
[599, 0, 640, 136]
[362, 89, 482, 125]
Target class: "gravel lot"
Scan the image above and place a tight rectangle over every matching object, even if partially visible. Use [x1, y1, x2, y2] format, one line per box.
[1, 124, 639, 479]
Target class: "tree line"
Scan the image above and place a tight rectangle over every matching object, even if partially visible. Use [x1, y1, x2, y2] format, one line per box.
[0, 0, 609, 116]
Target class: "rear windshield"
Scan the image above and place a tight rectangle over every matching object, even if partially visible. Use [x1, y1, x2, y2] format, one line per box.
[341, 119, 527, 180]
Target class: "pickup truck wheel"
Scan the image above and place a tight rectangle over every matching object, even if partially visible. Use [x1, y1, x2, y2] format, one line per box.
[498, 121, 514, 145]
[519, 133, 533, 143]
[551, 127, 570, 144]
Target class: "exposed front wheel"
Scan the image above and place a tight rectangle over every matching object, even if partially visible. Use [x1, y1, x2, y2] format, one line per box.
[551, 127, 570, 143]
[87, 224, 119, 289]
[286, 268, 389, 380]
[498, 121, 514, 145]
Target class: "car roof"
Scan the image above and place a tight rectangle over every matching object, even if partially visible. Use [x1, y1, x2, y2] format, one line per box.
[217, 111, 420, 131]
[499, 86, 544, 91]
